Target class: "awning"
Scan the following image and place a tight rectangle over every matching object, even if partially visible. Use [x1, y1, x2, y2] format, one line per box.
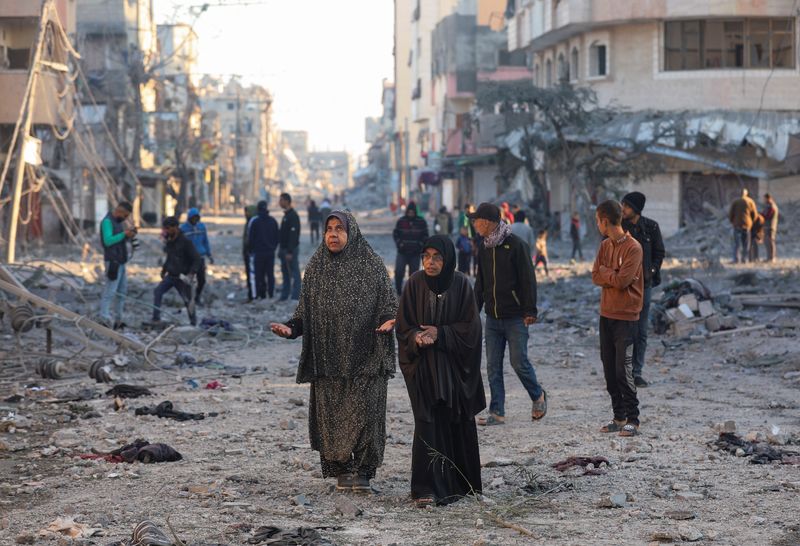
[499, 109, 800, 179]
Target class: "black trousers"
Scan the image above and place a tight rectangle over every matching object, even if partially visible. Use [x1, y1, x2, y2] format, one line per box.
[310, 222, 320, 244]
[153, 276, 195, 325]
[395, 252, 420, 295]
[252, 251, 275, 299]
[244, 253, 253, 301]
[599, 316, 639, 425]
[195, 258, 206, 302]
[457, 252, 471, 274]
[571, 239, 583, 260]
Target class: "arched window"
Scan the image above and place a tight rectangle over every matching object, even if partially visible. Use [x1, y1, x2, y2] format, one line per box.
[533, 63, 540, 86]
[589, 41, 608, 77]
[571, 47, 579, 80]
[557, 53, 568, 82]
[545, 59, 553, 86]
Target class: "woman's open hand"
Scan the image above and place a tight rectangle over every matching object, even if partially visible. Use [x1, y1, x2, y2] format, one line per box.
[270, 323, 292, 338]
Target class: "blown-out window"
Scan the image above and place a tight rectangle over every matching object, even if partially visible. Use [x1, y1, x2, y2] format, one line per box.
[665, 18, 795, 70]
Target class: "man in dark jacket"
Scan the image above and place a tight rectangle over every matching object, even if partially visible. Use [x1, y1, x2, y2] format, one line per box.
[98, 201, 137, 329]
[152, 216, 202, 326]
[393, 202, 429, 295]
[248, 200, 280, 300]
[621, 192, 665, 388]
[278, 193, 301, 301]
[470, 203, 545, 426]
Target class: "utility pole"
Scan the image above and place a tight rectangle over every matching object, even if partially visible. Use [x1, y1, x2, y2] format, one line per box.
[6, 1, 50, 263]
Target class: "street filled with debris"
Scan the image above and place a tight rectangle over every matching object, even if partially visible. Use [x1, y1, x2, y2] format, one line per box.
[1, 210, 799, 546]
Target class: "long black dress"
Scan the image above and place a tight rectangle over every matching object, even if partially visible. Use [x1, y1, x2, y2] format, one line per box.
[396, 236, 485, 504]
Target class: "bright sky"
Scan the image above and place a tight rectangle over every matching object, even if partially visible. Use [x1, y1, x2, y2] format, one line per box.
[155, 0, 394, 158]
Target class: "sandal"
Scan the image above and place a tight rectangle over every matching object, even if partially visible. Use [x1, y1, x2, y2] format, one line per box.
[531, 389, 547, 421]
[414, 497, 435, 508]
[619, 423, 639, 437]
[600, 420, 626, 433]
[477, 413, 505, 426]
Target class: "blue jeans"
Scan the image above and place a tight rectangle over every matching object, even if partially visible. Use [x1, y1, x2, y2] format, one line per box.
[485, 316, 543, 417]
[632, 286, 652, 378]
[99, 262, 127, 322]
[732, 228, 751, 263]
[279, 247, 301, 300]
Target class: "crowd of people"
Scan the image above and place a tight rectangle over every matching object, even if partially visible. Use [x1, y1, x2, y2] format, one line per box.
[96, 185, 786, 508]
[263, 194, 665, 507]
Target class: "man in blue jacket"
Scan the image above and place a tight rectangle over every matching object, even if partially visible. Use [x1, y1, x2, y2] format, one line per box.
[180, 208, 213, 305]
[248, 200, 280, 299]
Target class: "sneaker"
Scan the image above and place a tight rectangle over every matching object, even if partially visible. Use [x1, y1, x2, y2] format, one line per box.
[336, 473, 355, 491]
[113, 321, 127, 331]
[352, 475, 371, 493]
[634, 376, 649, 388]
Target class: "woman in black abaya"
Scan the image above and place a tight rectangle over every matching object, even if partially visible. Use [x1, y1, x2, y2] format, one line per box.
[396, 235, 485, 506]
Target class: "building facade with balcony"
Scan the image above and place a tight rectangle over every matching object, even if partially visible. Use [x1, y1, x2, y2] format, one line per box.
[507, 0, 800, 236]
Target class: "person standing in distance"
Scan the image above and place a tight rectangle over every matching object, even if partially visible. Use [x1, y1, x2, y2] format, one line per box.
[278, 193, 301, 301]
[392, 202, 429, 295]
[180, 208, 213, 305]
[98, 201, 137, 330]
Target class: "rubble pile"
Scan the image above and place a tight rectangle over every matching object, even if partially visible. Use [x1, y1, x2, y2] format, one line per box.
[666, 200, 800, 258]
[344, 180, 391, 211]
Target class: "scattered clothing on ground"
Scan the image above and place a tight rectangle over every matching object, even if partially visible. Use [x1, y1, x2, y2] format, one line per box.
[134, 400, 209, 421]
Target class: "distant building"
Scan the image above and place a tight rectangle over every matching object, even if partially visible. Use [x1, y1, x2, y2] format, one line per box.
[198, 77, 275, 208]
[307, 151, 352, 190]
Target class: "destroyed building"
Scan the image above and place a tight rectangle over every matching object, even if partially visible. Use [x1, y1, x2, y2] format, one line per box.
[499, 0, 800, 237]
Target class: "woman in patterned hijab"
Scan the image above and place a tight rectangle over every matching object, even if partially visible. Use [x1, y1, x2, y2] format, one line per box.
[271, 210, 397, 493]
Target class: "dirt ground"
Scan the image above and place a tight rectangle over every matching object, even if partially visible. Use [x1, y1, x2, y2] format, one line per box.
[1, 210, 799, 546]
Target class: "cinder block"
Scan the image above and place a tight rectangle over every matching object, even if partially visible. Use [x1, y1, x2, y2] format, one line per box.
[705, 315, 721, 332]
[678, 294, 699, 311]
[698, 300, 715, 317]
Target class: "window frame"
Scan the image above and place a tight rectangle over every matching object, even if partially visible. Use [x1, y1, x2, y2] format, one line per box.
[663, 17, 796, 72]
[588, 41, 609, 79]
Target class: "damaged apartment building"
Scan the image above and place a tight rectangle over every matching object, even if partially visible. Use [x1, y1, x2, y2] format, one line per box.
[497, 0, 800, 237]
[0, 0, 76, 247]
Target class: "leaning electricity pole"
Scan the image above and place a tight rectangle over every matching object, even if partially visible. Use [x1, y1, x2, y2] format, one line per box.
[6, 0, 51, 263]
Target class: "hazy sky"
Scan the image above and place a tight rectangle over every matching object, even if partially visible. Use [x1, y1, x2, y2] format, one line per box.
[155, 0, 394, 157]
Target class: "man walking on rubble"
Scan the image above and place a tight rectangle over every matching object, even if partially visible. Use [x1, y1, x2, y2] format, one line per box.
[621, 192, 665, 388]
[98, 201, 137, 330]
[152, 217, 202, 326]
[470, 203, 546, 426]
[728, 189, 758, 263]
[180, 208, 213, 305]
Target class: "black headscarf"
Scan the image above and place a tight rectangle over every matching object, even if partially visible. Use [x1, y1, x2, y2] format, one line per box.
[422, 235, 456, 295]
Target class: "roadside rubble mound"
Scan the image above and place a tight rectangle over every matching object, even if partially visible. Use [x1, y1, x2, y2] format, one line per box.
[666, 199, 800, 258]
